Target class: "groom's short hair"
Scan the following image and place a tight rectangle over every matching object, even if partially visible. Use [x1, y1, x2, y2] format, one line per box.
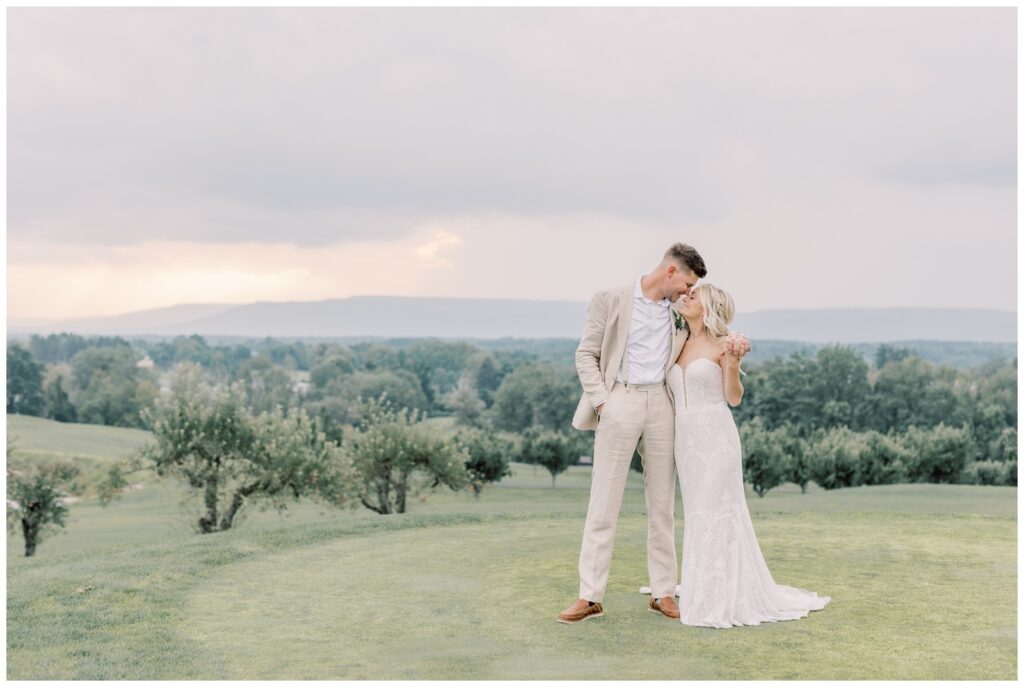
[665, 243, 707, 278]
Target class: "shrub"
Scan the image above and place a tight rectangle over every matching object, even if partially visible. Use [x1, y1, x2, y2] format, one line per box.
[901, 424, 974, 484]
[808, 427, 863, 489]
[961, 460, 1008, 486]
[740, 418, 790, 497]
[1003, 460, 1018, 487]
[347, 397, 469, 514]
[453, 428, 513, 498]
[858, 431, 910, 485]
[989, 427, 1017, 463]
[521, 428, 578, 487]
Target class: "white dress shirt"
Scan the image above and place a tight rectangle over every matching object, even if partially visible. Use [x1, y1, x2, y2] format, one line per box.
[616, 276, 673, 385]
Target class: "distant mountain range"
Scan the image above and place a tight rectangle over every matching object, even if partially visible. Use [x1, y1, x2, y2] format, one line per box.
[6, 297, 1017, 344]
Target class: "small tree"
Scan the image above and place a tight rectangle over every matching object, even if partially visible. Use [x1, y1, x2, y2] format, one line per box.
[770, 423, 812, 493]
[6, 436, 80, 556]
[69, 346, 158, 428]
[858, 431, 910, 485]
[740, 418, 789, 497]
[990, 427, 1017, 463]
[348, 397, 469, 514]
[43, 373, 77, 422]
[7, 344, 45, 416]
[961, 460, 1009, 486]
[808, 426, 863, 490]
[100, 364, 351, 533]
[1003, 460, 1018, 487]
[444, 377, 487, 428]
[453, 428, 513, 498]
[874, 344, 914, 369]
[214, 404, 353, 528]
[521, 428, 577, 488]
[902, 423, 974, 484]
[491, 363, 579, 433]
[471, 354, 504, 407]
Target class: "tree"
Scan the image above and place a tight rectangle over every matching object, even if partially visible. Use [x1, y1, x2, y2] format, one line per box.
[808, 427, 864, 490]
[901, 424, 974, 484]
[347, 397, 469, 514]
[960, 360, 1017, 458]
[28, 332, 89, 365]
[491, 362, 579, 433]
[740, 418, 789, 497]
[867, 357, 959, 434]
[812, 346, 871, 429]
[990, 427, 1017, 463]
[397, 340, 477, 411]
[314, 369, 429, 426]
[100, 364, 351, 533]
[43, 372, 77, 422]
[858, 431, 910, 485]
[453, 428, 513, 498]
[734, 353, 820, 436]
[7, 344, 45, 416]
[69, 346, 158, 428]
[6, 436, 80, 556]
[309, 350, 355, 389]
[235, 353, 297, 415]
[775, 424, 812, 493]
[1004, 460, 1018, 487]
[961, 460, 1010, 486]
[351, 343, 399, 371]
[521, 428, 578, 487]
[443, 377, 487, 428]
[471, 354, 505, 407]
[875, 344, 914, 369]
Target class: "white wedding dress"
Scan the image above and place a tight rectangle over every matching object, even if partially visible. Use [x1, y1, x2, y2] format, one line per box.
[659, 357, 831, 628]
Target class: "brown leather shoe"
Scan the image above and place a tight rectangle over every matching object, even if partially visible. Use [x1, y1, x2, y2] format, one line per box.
[649, 595, 680, 619]
[557, 599, 604, 623]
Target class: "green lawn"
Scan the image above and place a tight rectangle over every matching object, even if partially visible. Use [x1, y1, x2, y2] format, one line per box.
[7, 414, 152, 463]
[6, 415, 1018, 679]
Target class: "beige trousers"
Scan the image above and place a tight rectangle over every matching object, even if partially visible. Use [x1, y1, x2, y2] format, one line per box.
[578, 380, 677, 603]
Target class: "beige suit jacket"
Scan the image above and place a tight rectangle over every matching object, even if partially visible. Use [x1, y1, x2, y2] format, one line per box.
[571, 282, 689, 431]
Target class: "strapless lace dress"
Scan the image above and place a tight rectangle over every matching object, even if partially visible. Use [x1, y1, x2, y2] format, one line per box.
[665, 358, 830, 628]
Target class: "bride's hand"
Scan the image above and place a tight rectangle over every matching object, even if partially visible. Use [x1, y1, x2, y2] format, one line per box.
[725, 332, 751, 359]
[720, 345, 741, 369]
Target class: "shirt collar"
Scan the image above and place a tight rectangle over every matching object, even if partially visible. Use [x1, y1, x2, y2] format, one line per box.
[635, 276, 671, 308]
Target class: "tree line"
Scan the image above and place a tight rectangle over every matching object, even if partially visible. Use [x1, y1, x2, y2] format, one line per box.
[734, 344, 1016, 494]
[6, 334, 1017, 555]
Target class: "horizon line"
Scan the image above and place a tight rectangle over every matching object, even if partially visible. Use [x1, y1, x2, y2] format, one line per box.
[7, 297, 1018, 326]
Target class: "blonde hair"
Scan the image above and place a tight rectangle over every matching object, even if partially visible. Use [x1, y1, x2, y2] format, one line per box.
[694, 283, 735, 339]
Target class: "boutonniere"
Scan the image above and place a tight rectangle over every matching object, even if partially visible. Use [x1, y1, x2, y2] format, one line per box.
[672, 309, 687, 332]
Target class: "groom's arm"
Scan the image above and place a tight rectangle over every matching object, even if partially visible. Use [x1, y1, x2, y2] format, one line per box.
[575, 290, 610, 411]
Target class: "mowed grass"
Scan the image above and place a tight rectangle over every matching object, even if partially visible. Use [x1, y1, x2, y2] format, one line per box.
[6, 415, 1019, 679]
[7, 414, 152, 463]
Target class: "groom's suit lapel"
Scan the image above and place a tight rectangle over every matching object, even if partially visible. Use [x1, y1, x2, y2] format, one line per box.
[667, 302, 687, 374]
[616, 284, 633, 377]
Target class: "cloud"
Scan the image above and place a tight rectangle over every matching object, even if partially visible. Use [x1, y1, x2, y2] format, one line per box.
[415, 229, 463, 267]
[5, 7, 1016, 316]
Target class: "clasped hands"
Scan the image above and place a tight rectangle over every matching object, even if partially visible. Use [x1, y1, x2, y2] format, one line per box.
[720, 332, 751, 368]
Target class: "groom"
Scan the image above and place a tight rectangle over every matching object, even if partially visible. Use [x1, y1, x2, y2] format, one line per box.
[557, 243, 707, 623]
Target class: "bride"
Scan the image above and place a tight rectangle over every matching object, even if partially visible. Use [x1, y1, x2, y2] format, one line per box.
[663, 283, 830, 628]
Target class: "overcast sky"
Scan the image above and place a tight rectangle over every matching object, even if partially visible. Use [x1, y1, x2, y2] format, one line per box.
[7, 7, 1017, 320]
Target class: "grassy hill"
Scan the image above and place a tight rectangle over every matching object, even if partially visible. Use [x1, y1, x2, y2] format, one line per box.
[7, 414, 152, 463]
[5, 415, 1017, 679]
